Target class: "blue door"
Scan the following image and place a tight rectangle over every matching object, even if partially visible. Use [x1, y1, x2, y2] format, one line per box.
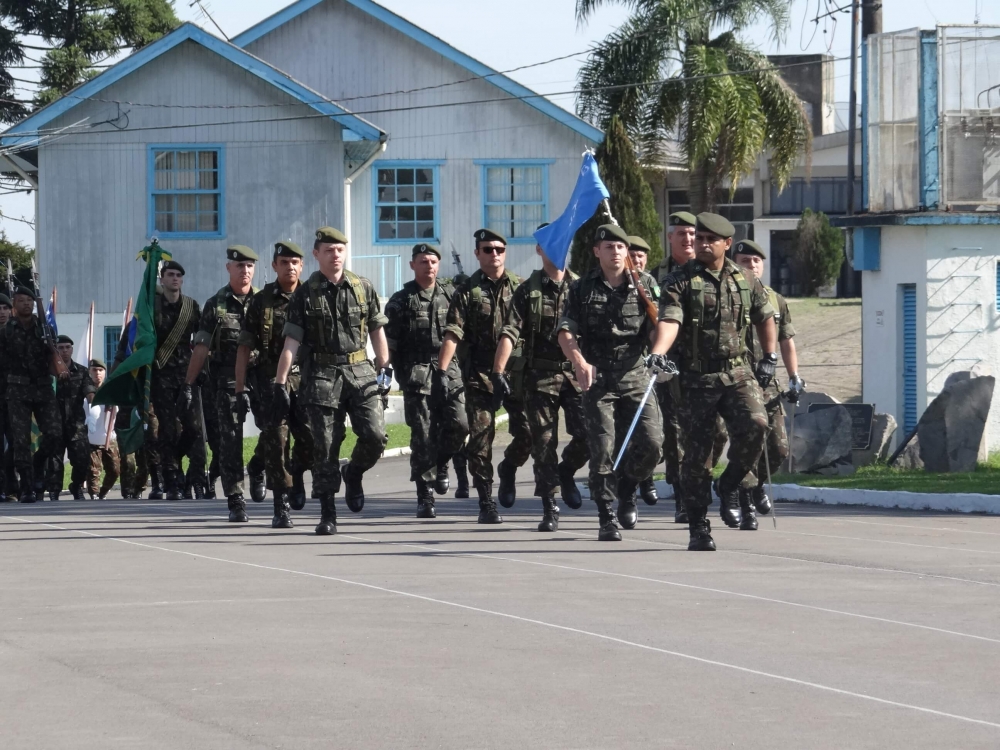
[901, 284, 917, 434]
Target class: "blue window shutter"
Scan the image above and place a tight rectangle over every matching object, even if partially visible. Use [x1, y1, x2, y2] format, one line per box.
[104, 326, 122, 364]
[995, 261, 1000, 310]
[901, 284, 918, 434]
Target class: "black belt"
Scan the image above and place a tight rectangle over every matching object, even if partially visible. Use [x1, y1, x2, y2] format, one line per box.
[529, 358, 573, 373]
[683, 355, 747, 374]
[589, 353, 644, 372]
[7, 374, 48, 386]
[311, 350, 368, 366]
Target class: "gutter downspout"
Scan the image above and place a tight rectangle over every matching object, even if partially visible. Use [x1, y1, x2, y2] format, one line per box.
[343, 140, 387, 272]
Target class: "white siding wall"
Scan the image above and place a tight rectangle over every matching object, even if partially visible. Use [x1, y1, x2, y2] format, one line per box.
[244, 0, 597, 281]
[39, 40, 347, 314]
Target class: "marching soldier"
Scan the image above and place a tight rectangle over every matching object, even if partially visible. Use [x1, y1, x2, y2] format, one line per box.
[272, 227, 391, 536]
[235, 240, 314, 529]
[115, 260, 202, 503]
[437, 229, 531, 524]
[732, 239, 804, 520]
[493, 230, 587, 532]
[384, 242, 469, 519]
[47, 335, 96, 500]
[84, 359, 121, 499]
[557, 224, 663, 541]
[0, 293, 15, 501]
[651, 213, 777, 551]
[183, 246, 263, 523]
[0, 285, 64, 503]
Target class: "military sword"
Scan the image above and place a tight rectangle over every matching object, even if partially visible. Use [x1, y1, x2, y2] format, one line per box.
[612, 372, 658, 471]
[762, 434, 777, 530]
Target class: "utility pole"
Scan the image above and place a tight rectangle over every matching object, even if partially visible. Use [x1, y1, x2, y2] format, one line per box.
[846, 0, 860, 216]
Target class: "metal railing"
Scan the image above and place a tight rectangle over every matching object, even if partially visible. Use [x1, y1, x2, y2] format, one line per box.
[351, 254, 403, 298]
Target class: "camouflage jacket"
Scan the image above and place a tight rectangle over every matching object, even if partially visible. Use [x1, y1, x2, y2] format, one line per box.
[384, 279, 460, 394]
[0, 316, 56, 384]
[194, 284, 257, 375]
[238, 281, 298, 384]
[114, 292, 201, 377]
[56, 360, 96, 427]
[746, 286, 794, 393]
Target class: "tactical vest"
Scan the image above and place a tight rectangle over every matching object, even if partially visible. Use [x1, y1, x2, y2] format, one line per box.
[401, 279, 452, 363]
[210, 285, 256, 367]
[305, 270, 369, 365]
[683, 264, 752, 372]
[255, 283, 292, 367]
[524, 269, 577, 370]
[575, 271, 649, 370]
[466, 268, 521, 369]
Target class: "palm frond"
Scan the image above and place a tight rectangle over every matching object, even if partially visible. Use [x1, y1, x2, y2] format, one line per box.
[574, 0, 654, 25]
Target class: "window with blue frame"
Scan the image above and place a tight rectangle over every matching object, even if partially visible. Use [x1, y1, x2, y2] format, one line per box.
[104, 326, 122, 364]
[375, 163, 439, 243]
[481, 162, 549, 242]
[149, 146, 224, 237]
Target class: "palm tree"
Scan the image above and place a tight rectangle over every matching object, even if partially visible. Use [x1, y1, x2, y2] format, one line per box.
[575, 0, 811, 213]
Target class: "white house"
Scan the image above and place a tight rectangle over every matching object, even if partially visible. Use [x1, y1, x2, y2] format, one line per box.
[0, 0, 602, 362]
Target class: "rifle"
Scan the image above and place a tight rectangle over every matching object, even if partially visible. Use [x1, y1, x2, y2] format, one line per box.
[30, 259, 68, 379]
[600, 199, 658, 326]
[449, 241, 465, 277]
[5, 258, 13, 298]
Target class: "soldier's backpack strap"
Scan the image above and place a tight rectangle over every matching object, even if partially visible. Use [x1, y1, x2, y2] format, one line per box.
[155, 295, 195, 369]
[687, 271, 705, 371]
[731, 266, 752, 334]
[527, 270, 544, 335]
[306, 275, 327, 349]
[258, 285, 275, 365]
[467, 269, 484, 343]
[210, 285, 230, 353]
[343, 269, 368, 343]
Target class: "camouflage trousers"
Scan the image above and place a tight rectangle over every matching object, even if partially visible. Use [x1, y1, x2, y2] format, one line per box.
[679, 378, 768, 509]
[659, 383, 728, 486]
[88, 442, 121, 497]
[752, 387, 788, 488]
[527, 381, 589, 497]
[213, 380, 266, 497]
[403, 387, 468, 484]
[465, 387, 530, 488]
[150, 371, 205, 492]
[256, 380, 313, 494]
[36, 421, 90, 492]
[6, 382, 61, 492]
[582, 366, 662, 512]
[118, 406, 157, 496]
[201, 376, 222, 483]
[305, 366, 386, 497]
[1, 404, 15, 494]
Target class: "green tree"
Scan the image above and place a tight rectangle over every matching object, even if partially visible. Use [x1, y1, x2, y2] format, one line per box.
[0, 0, 178, 108]
[0, 19, 26, 123]
[575, 0, 811, 213]
[0, 229, 33, 290]
[790, 208, 843, 296]
[569, 115, 663, 277]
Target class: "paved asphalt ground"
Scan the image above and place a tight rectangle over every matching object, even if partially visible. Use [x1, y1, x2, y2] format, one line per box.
[3, 454, 1000, 749]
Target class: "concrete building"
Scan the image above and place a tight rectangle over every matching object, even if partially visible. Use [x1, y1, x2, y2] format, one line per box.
[0, 0, 601, 362]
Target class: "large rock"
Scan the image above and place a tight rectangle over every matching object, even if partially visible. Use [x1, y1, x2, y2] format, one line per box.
[787, 390, 840, 419]
[893, 435, 923, 469]
[917, 375, 995, 472]
[852, 413, 898, 467]
[787, 404, 854, 473]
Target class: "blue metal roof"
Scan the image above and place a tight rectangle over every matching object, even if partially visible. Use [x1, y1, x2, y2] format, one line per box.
[232, 0, 604, 143]
[1, 23, 385, 148]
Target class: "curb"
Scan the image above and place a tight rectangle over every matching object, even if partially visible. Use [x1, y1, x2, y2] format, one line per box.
[378, 414, 509, 460]
[771, 483, 1000, 515]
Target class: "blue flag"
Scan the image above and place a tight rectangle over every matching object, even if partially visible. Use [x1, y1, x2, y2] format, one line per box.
[45, 296, 57, 336]
[125, 316, 138, 357]
[534, 153, 610, 270]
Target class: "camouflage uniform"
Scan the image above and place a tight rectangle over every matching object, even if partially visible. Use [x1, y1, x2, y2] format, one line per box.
[87, 442, 121, 498]
[0, 352, 16, 499]
[501, 269, 588, 498]
[444, 269, 531, 494]
[283, 270, 388, 498]
[238, 281, 314, 497]
[658, 258, 775, 510]
[116, 402, 157, 498]
[0, 317, 62, 499]
[385, 280, 468, 484]
[115, 290, 202, 495]
[45, 360, 96, 494]
[558, 267, 663, 530]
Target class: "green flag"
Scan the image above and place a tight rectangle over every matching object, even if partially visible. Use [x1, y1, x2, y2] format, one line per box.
[93, 241, 171, 452]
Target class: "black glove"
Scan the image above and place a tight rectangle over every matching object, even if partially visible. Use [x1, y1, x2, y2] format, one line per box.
[645, 353, 678, 382]
[430, 369, 449, 409]
[179, 383, 193, 412]
[490, 371, 511, 412]
[236, 391, 251, 424]
[755, 353, 778, 389]
[270, 382, 291, 424]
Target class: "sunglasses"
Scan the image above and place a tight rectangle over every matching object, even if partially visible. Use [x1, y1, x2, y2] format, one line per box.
[480, 247, 506, 255]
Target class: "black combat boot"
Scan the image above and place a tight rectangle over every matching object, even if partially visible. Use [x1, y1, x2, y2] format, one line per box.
[751, 485, 772, 516]
[315, 494, 337, 535]
[497, 459, 517, 508]
[598, 500, 622, 541]
[672, 483, 688, 524]
[68, 482, 83, 500]
[48, 490, 60, 502]
[227, 494, 248, 523]
[149, 466, 164, 500]
[248, 461, 266, 503]
[716, 480, 742, 528]
[288, 471, 307, 511]
[616, 475, 638, 530]
[19, 491, 37, 504]
[343, 463, 365, 513]
[183, 475, 194, 500]
[165, 484, 183, 502]
[193, 478, 206, 500]
[687, 506, 716, 551]
[0, 491, 8, 503]
[739, 488, 758, 531]
[454, 453, 470, 498]
[639, 477, 659, 505]
[558, 462, 582, 510]
[205, 465, 218, 499]
[537, 494, 559, 532]
[272, 493, 293, 529]
[416, 480, 436, 519]
[476, 483, 502, 524]
[434, 460, 450, 495]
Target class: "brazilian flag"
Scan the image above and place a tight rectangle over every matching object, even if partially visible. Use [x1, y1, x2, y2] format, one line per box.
[93, 241, 171, 454]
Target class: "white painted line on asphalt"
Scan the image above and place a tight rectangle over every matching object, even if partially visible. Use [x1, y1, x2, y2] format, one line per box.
[817, 517, 1000, 537]
[777, 530, 1000, 555]
[5, 513, 1000, 731]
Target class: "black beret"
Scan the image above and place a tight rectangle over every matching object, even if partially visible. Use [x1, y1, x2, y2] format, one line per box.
[627, 235, 651, 253]
[696, 212, 735, 240]
[734, 239, 766, 259]
[594, 223, 630, 245]
[274, 241, 304, 258]
[56, 334, 73, 345]
[89, 358, 106, 370]
[0, 293, 10, 307]
[474, 228, 507, 245]
[411, 242, 441, 259]
[669, 211, 697, 227]
[227, 245, 258, 262]
[13, 285, 36, 299]
[316, 226, 349, 244]
[161, 260, 185, 276]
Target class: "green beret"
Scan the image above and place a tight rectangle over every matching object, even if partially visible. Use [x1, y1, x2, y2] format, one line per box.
[669, 211, 697, 228]
[627, 235, 651, 253]
[316, 226, 349, 244]
[734, 239, 766, 259]
[594, 223, 630, 245]
[0, 293, 11, 307]
[56, 334, 73, 345]
[696, 212, 735, 240]
[161, 259, 185, 276]
[13, 285, 36, 299]
[227, 245, 258, 262]
[274, 241, 304, 258]
[411, 242, 441, 259]
[89, 358, 106, 370]
[474, 228, 507, 245]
